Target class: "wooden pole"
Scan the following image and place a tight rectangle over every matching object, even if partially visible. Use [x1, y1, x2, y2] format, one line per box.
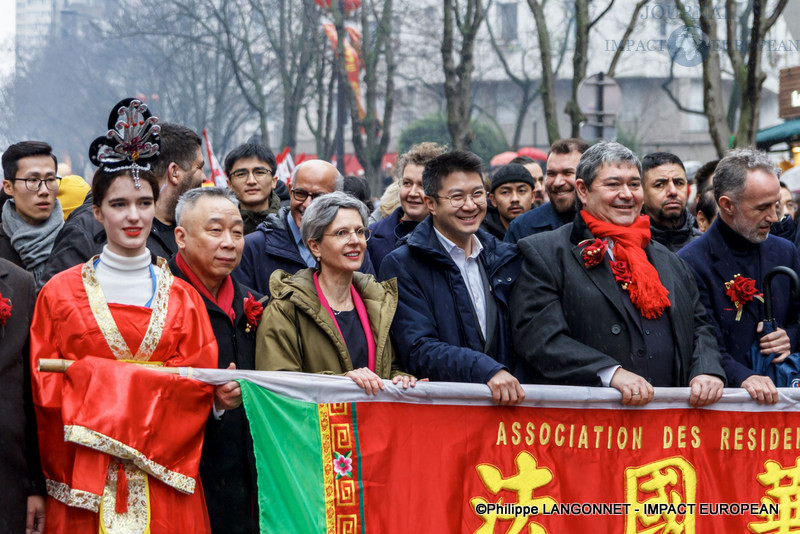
[38, 359, 183, 374]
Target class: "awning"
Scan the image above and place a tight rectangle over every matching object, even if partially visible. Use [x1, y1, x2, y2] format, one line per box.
[757, 118, 800, 150]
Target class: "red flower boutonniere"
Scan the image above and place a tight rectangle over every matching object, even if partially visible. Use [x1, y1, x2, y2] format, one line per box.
[724, 274, 763, 321]
[244, 292, 264, 333]
[579, 238, 608, 268]
[610, 261, 632, 290]
[0, 293, 11, 334]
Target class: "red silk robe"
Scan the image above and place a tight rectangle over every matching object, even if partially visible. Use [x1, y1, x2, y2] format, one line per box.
[30, 259, 218, 534]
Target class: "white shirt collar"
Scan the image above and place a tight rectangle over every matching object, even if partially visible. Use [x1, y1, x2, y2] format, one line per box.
[433, 227, 483, 260]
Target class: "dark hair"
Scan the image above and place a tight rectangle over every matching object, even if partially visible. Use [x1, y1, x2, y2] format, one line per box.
[223, 143, 277, 176]
[395, 142, 448, 181]
[549, 138, 589, 156]
[695, 185, 717, 221]
[92, 169, 160, 207]
[150, 123, 202, 178]
[510, 155, 545, 174]
[642, 152, 686, 176]
[576, 141, 642, 190]
[2, 141, 57, 181]
[510, 155, 535, 165]
[713, 148, 778, 203]
[422, 150, 484, 197]
[343, 175, 374, 212]
[781, 180, 791, 192]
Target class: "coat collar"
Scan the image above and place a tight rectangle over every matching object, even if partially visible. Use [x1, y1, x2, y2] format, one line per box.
[706, 217, 777, 323]
[406, 216, 518, 274]
[269, 268, 397, 360]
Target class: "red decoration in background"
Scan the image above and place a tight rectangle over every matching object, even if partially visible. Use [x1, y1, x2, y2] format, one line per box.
[315, 0, 361, 11]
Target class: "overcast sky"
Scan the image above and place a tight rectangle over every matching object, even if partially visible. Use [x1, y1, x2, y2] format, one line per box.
[0, 0, 15, 78]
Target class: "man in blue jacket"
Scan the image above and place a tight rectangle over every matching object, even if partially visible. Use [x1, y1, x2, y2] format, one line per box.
[233, 159, 374, 296]
[381, 151, 525, 405]
[679, 148, 800, 405]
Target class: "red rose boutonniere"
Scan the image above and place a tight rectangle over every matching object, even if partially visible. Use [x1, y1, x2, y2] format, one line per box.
[610, 261, 632, 290]
[724, 274, 763, 321]
[244, 292, 264, 333]
[579, 238, 608, 268]
[0, 293, 11, 334]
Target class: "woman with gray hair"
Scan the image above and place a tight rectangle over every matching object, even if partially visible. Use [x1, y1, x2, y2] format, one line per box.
[256, 191, 419, 393]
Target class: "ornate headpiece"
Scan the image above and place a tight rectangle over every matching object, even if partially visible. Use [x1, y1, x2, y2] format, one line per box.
[89, 98, 161, 189]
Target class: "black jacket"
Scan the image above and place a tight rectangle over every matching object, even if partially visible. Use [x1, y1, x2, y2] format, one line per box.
[648, 209, 702, 253]
[480, 204, 507, 240]
[511, 214, 725, 387]
[0, 259, 45, 534]
[0, 225, 23, 269]
[42, 193, 178, 283]
[170, 259, 260, 534]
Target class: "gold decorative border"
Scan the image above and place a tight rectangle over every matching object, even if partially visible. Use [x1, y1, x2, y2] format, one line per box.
[99, 461, 151, 534]
[46, 478, 102, 512]
[320, 403, 362, 533]
[319, 404, 335, 533]
[64, 425, 196, 494]
[81, 256, 173, 362]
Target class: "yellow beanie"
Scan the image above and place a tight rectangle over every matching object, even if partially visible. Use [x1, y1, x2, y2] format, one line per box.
[57, 175, 91, 219]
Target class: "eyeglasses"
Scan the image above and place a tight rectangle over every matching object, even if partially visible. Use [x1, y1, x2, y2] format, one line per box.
[323, 227, 372, 242]
[434, 189, 487, 208]
[10, 176, 62, 192]
[291, 189, 328, 202]
[229, 167, 273, 182]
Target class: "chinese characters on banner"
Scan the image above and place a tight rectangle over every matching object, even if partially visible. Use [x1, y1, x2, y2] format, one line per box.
[197, 370, 800, 534]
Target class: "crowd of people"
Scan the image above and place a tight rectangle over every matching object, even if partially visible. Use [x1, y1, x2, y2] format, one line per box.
[2, 96, 799, 533]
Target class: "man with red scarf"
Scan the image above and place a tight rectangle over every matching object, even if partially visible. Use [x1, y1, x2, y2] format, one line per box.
[510, 142, 725, 406]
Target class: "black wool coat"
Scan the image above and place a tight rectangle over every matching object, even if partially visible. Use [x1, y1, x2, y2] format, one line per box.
[0, 259, 45, 534]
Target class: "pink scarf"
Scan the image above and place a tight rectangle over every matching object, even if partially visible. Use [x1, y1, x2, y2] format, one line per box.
[314, 271, 376, 371]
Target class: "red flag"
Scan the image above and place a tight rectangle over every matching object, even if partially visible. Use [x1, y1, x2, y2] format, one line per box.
[202, 129, 227, 188]
[321, 23, 365, 119]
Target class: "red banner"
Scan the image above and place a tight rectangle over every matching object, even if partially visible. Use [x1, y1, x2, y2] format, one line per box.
[203, 370, 800, 533]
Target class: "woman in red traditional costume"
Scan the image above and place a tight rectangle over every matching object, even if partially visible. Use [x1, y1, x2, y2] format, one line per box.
[30, 98, 218, 533]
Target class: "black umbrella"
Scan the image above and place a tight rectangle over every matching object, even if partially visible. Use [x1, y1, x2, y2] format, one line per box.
[748, 266, 800, 386]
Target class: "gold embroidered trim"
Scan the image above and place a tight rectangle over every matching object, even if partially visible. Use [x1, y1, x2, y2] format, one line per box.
[46, 478, 102, 512]
[319, 404, 336, 533]
[64, 425, 196, 494]
[100, 461, 151, 534]
[81, 256, 173, 362]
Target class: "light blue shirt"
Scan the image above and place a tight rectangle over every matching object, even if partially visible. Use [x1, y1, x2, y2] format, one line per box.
[287, 212, 317, 268]
[433, 227, 486, 338]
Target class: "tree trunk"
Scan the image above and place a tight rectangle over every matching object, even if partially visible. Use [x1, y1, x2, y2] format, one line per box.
[441, 0, 483, 151]
[566, 0, 589, 138]
[526, 0, 560, 143]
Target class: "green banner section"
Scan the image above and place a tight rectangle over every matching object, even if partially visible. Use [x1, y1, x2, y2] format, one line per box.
[240, 380, 326, 533]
